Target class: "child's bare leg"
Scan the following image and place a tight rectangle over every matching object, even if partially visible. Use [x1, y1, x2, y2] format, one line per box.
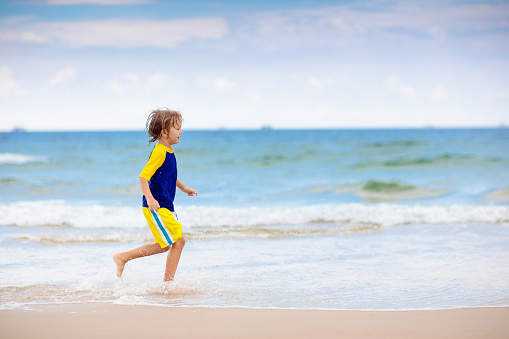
[113, 243, 169, 278]
[163, 237, 186, 282]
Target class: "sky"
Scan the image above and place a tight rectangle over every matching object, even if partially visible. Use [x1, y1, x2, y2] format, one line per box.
[0, 0, 508, 131]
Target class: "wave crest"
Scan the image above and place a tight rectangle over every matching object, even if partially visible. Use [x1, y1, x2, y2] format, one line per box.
[1, 200, 507, 230]
[0, 153, 48, 165]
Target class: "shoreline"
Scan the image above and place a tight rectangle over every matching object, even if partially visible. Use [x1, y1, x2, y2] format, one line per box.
[1, 303, 508, 339]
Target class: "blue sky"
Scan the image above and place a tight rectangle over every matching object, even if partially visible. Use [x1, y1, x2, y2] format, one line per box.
[0, 0, 508, 130]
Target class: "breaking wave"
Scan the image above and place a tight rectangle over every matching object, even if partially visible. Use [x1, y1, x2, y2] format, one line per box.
[1, 200, 507, 231]
[0, 152, 48, 165]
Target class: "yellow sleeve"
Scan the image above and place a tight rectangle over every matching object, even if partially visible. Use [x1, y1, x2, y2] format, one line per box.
[139, 146, 166, 181]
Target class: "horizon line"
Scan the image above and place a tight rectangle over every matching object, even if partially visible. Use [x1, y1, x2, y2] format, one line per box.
[2, 125, 508, 133]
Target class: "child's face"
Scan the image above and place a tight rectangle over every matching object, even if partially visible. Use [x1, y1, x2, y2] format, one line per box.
[163, 120, 183, 145]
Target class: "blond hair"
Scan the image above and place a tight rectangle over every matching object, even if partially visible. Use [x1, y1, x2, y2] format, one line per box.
[145, 108, 182, 143]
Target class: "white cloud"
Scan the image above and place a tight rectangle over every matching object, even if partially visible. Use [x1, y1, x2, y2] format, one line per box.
[200, 77, 237, 91]
[107, 71, 168, 95]
[494, 90, 509, 99]
[245, 89, 261, 101]
[107, 72, 139, 93]
[21, 31, 47, 42]
[309, 76, 335, 88]
[2, 1, 508, 54]
[384, 77, 415, 99]
[0, 30, 48, 44]
[1, 18, 228, 49]
[0, 66, 24, 96]
[431, 83, 447, 101]
[237, 1, 509, 52]
[107, 80, 123, 93]
[121, 72, 139, 83]
[49, 66, 76, 86]
[215, 78, 237, 91]
[149, 72, 165, 87]
[480, 88, 509, 102]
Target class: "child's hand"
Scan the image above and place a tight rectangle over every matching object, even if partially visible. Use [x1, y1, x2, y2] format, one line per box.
[181, 186, 198, 196]
[147, 197, 160, 211]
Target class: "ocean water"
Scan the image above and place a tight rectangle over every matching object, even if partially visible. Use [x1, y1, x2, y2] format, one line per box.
[0, 128, 508, 310]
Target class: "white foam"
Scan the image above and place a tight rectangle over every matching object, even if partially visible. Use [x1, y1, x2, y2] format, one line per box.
[0, 200, 146, 228]
[0, 200, 508, 229]
[177, 204, 509, 228]
[0, 152, 48, 165]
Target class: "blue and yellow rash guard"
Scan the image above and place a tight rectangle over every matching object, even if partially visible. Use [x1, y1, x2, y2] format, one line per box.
[139, 143, 178, 212]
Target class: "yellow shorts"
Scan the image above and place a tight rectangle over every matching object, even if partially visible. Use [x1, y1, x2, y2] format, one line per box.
[142, 207, 182, 248]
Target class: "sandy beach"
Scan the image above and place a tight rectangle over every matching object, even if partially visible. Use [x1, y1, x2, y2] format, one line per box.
[1, 304, 508, 339]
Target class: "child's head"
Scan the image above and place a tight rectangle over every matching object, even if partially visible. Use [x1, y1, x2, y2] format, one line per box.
[145, 108, 183, 143]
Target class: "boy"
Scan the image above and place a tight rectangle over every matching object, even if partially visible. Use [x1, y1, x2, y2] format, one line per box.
[113, 109, 197, 282]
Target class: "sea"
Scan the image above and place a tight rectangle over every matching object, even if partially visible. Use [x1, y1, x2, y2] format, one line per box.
[0, 128, 508, 311]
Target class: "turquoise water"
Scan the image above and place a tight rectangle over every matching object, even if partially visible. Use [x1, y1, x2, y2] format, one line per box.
[0, 129, 508, 310]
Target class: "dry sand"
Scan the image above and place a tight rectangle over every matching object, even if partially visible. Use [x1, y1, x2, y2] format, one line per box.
[1, 303, 508, 339]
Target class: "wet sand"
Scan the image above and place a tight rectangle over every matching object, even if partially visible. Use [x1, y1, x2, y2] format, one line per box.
[1, 304, 508, 339]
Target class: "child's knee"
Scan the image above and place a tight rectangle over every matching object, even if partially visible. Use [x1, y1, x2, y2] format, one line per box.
[173, 237, 185, 250]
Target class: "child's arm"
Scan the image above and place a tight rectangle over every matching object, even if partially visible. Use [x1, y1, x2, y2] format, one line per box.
[139, 177, 160, 211]
[177, 179, 198, 196]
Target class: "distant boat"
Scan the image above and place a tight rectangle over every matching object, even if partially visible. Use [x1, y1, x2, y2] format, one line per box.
[11, 127, 26, 133]
[260, 125, 273, 130]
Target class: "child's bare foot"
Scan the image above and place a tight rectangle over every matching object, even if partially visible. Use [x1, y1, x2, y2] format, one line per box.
[112, 253, 126, 278]
[160, 280, 177, 294]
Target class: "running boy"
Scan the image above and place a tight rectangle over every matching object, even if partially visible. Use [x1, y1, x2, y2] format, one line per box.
[113, 109, 197, 282]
